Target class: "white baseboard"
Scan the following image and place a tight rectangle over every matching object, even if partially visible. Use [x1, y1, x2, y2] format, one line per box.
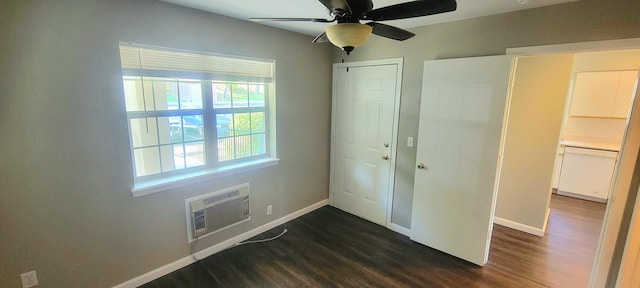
[387, 223, 411, 237]
[113, 199, 329, 288]
[557, 190, 607, 203]
[493, 216, 545, 237]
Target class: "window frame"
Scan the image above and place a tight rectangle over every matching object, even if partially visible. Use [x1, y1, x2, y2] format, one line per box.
[211, 81, 270, 163]
[119, 45, 278, 196]
[124, 75, 207, 178]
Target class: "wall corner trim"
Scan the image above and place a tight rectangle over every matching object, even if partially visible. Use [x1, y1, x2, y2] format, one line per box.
[494, 216, 545, 237]
[542, 208, 551, 235]
[112, 199, 330, 288]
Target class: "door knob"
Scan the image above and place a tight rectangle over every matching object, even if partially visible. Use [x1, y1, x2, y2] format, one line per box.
[382, 155, 389, 160]
[417, 163, 426, 169]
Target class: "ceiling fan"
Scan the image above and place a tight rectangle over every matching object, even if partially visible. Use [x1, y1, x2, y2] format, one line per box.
[251, 0, 457, 55]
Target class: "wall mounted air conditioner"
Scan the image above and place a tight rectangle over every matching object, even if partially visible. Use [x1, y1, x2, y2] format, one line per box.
[185, 183, 250, 242]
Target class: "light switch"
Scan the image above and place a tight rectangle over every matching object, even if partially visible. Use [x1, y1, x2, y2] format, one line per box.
[407, 137, 414, 147]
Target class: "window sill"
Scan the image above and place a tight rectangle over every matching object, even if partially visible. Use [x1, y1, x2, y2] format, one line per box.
[131, 157, 280, 197]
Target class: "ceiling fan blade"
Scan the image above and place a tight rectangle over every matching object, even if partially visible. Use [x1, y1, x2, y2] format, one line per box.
[312, 32, 329, 43]
[364, 0, 457, 21]
[250, 17, 334, 23]
[366, 22, 415, 41]
[345, 0, 373, 17]
[318, 0, 352, 14]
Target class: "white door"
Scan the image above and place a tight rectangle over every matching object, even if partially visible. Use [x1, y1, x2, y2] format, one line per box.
[410, 56, 513, 266]
[331, 60, 402, 226]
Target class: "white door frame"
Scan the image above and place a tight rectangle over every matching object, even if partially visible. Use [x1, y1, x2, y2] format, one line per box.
[330, 58, 404, 229]
[506, 37, 640, 288]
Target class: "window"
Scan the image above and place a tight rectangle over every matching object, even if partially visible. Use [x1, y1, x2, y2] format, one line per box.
[212, 82, 268, 162]
[119, 44, 276, 193]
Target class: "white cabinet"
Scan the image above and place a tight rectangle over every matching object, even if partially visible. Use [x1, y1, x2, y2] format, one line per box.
[570, 71, 638, 118]
[571, 71, 620, 117]
[558, 147, 617, 201]
[613, 71, 638, 118]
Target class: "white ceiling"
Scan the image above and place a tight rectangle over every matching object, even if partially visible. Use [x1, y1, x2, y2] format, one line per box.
[159, 0, 579, 37]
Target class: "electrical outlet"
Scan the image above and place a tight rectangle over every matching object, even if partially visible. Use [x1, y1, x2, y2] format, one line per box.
[407, 137, 414, 147]
[267, 205, 272, 215]
[20, 270, 38, 288]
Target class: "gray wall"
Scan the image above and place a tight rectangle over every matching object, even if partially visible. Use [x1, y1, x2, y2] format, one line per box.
[334, 0, 640, 228]
[0, 0, 332, 287]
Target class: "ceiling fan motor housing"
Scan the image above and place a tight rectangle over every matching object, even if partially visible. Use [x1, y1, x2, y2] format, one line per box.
[251, 0, 457, 54]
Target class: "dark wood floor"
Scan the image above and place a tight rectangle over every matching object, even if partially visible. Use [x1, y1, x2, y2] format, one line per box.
[141, 194, 605, 288]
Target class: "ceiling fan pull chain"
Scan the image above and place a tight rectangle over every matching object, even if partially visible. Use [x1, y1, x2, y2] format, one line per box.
[341, 58, 349, 72]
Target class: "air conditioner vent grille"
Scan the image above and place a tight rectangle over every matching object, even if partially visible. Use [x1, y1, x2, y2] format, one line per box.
[185, 184, 250, 241]
[203, 190, 240, 206]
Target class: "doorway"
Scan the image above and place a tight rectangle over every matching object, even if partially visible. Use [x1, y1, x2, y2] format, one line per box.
[494, 50, 614, 285]
[504, 42, 640, 288]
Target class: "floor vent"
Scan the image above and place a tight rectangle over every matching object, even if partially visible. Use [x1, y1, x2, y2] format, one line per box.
[185, 184, 250, 242]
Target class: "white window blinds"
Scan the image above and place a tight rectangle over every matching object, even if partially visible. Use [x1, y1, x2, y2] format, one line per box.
[119, 43, 274, 82]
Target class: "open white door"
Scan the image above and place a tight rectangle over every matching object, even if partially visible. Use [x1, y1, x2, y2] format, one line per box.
[410, 56, 514, 266]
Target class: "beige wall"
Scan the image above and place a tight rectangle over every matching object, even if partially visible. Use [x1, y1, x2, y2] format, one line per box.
[0, 0, 332, 287]
[333, 0, 640, 229]
[562, 117, 627, 144]
[495, 54, 574, 230]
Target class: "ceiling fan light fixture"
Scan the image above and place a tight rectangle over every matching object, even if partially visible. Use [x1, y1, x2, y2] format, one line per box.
[325, 23, 373, 54]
